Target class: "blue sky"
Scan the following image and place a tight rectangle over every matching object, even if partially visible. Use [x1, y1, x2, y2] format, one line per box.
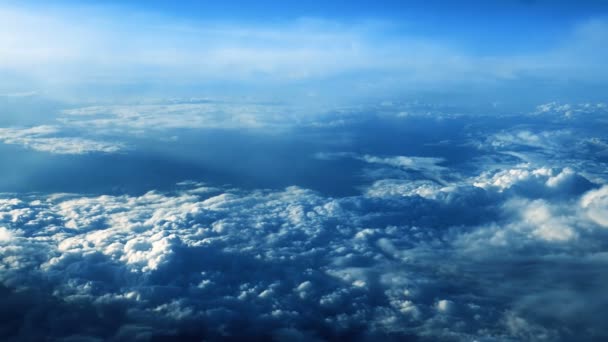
[8, 0, 607, 51]
[2, 0, 608, 105]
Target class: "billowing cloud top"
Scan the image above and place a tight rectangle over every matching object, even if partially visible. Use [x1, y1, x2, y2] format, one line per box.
[1, 96, 608, 340]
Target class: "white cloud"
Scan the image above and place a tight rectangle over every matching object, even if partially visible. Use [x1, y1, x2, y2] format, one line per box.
[581, 185, 608, 228]
[59, 102, 295, 133]
[0, 227, 12, 242]
[520, 199, 576, 242]
[472, 165, 593, 197]
[435, 299, 453, 313]
[317, 152, 450, 185]
[366, 179, 446, 199]
[0, 103, 607, 340]
[533, 102, 608, 119]
[359, 154, 446, 172]
[0, 125, 125, 154]
[360, 154, 449, 184]
[0, 159, 605, 340]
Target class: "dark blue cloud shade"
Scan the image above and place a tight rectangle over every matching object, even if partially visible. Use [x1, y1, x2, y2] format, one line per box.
[2, 1, 608, 341]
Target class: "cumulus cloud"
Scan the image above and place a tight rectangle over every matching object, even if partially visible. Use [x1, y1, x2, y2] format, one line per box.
[581, 185, 608, 228]
[465, 103, 608, 186]
[1, 89, 607, 340]
[1, 155, 607, 341]
[472, 166, 594, 197]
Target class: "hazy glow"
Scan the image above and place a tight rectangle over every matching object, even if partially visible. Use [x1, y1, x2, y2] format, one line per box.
[1, 3, 608, 103]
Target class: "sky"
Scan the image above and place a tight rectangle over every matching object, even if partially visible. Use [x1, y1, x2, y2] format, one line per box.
[1, 1, 608, 342]
[1, 0, 608, 104]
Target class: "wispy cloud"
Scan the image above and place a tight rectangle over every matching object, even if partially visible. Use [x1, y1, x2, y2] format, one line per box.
[1, 4, 608, 100]
[0, 125, 125, 154]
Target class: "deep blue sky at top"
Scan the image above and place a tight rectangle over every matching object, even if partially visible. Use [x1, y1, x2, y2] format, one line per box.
[14, 0, 607, 54]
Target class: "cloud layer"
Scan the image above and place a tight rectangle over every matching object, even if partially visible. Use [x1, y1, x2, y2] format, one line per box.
[1, 59, 607, 341]
[1, 154, 607, 341]
[1, 1, 607, 339]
